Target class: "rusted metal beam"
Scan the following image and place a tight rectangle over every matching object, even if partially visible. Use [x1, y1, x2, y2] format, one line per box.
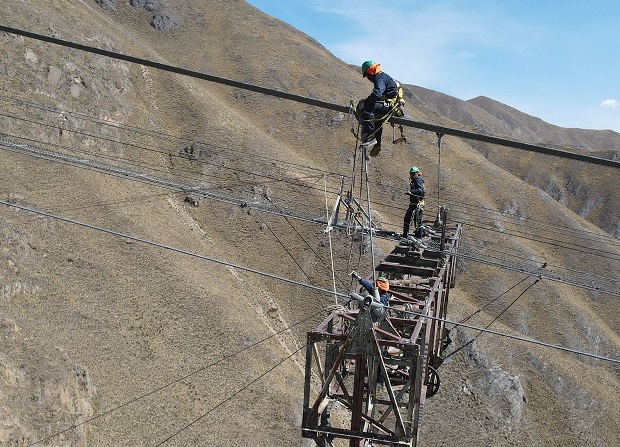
[303, 224, 461, 447]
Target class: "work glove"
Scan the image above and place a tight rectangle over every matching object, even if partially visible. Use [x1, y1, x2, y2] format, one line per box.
[350, 271, 361, 281]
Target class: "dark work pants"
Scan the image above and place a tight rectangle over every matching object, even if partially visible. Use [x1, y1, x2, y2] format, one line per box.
[403, 203, 423, 237]
[361, 101, 391, 144]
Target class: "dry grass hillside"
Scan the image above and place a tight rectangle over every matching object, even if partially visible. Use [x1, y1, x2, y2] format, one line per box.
[411, 86, 620, 237]
[1, 1, 619, 446]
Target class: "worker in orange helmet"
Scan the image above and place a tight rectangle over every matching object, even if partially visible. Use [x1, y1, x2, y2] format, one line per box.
[351, 271, 390, 306]
[357, 60, 401, 156]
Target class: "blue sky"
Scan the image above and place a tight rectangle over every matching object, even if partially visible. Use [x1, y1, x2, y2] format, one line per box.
[246, 0, 620, 132]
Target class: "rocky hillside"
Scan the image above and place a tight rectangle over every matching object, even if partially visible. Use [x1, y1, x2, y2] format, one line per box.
[1, 1, 619, 446]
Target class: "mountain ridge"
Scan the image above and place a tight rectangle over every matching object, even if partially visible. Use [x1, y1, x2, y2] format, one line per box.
[1, 1, 619, 446]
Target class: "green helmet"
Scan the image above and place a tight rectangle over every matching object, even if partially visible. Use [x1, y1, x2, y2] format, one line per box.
[410, 166, 419, 173]
[361, 60, 374, 77]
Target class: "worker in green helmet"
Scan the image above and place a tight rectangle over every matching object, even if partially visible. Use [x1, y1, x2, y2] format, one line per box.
[403, 166, 426, 238]
[357, 60, 400, 156]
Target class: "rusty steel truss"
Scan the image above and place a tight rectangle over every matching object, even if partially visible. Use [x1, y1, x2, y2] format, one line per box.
[302, 218, 461, 447]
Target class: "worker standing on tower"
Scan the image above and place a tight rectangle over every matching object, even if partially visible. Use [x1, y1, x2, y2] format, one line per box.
[403, 166, 426, 238]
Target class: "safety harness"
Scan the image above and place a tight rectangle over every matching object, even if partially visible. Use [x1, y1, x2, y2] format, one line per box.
[350, 92, 407, 146]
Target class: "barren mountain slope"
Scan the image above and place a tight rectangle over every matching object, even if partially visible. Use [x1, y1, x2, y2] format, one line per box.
[1, 1, 619, 447]
[410, 86, 620, 237]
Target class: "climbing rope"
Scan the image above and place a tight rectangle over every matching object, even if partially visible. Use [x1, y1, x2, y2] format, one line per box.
[324, 174, 339, 304]
[436, 133, 443, 208]
[346, 98, 407, 286]
[362, 147, 377, 282]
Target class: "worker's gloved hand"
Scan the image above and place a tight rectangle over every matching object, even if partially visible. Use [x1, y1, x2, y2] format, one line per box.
[350, 271, 361, 281]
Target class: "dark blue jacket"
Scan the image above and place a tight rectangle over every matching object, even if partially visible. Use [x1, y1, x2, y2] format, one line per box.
[359, 278, 390, 306]
[363, 72, 399, 109]
[409, 176, 425, 204]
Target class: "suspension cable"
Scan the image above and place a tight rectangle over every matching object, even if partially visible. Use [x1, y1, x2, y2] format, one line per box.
[444, 277, 541, 359]
[2, 24, 619, 168]
[389, 304, 620, 365]
[24, 310, 323, 447]
[153, 344, 306, 446]
[363, 147, 377, 282]
[4, 199, 618, 366]
[324, 174, 338, 303]
[436, 133, 443, 209]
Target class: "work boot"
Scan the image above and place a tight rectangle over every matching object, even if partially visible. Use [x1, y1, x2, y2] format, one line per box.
[359, 137, 377, 149]
[369, 143, 382, 157]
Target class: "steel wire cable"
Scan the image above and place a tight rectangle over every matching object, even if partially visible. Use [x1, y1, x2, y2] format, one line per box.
[153, 344, 307, 446]
[4, 136, 619, 296]
[2, 111, 616, 290]
[253, 212, 332, 288]
[0, 107, 349, 199]
[0, 107, 348, 197]
[444, 277, 542, 359]
[46, 191, 176, 215]
[0, 112, 346, 199]
[462, 220, 620, 263]
[388, 305, 620, 365]
[0, 128, 229, 190]
[0, 134, 334, 222]
[3, 195, 619, 311]
[441, 193, 620, 249]
[0, 96, 345, 180]
[2, 24, 620, 168]
[454, 275, 534, 327]
[6, 131, 615, 294]
[444, 213, 620, 268]
[449, 206, 620, 253]
[2, 199, 618, 365]
[265, 196, 351, 290]
[456, 240, 548, 272]
[23, 305, 327, 447]
[445, 248, 620, 296]
[12, 99, 616, 266]
[458, 238, 620, 284]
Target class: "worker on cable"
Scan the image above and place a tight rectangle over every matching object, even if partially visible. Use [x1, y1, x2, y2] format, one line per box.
[357, 60, 403, 157]
[403, 166, 426, 238]
[351, 271, 390, 306]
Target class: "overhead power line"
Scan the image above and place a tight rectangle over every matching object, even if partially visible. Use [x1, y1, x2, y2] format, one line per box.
[2, 24, 620, 168]
[448, 248, 620, 297]
[391, 305, 620, 365]
[25, 308, 323, 447]
[445, 277, 541, 359]
[4, 133, 620, 297]
[0, 199, 347, 299]
[153, 345, 306, 446]
[0, 134, 330, 223]
[0, 96, 345, 180]
[2, 199, 619, 366]
[0, 107, 610, 272]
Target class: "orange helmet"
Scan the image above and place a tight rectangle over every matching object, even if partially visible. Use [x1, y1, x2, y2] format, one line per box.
[361, 60, 382, 78]
[376, 276, 389, 292]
